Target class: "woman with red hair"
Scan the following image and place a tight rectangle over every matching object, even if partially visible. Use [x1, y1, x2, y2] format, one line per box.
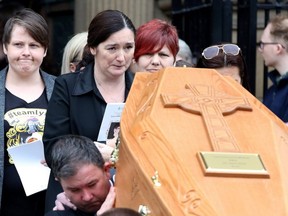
[132, 19, 179, 72]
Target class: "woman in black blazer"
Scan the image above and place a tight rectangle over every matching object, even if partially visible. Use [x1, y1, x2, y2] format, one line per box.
[43, 9, 136, 213]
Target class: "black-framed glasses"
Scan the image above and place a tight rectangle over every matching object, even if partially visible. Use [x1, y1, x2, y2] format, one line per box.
[257, 41, 285, 49]
[202, 44, 240, 60]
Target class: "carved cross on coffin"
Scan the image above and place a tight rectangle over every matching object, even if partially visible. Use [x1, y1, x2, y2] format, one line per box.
[161, 84, 253, 152]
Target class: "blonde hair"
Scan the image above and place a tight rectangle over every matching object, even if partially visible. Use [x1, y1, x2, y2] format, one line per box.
[177, 39, 193, 64]
[269, 14, 288, 51]
[61, 32, 88, 74]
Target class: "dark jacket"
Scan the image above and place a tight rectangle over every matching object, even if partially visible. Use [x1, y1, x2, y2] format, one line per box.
[45, 208, 94, 216]
[43, 63, 134, 212]
[263, 69, 288, 123]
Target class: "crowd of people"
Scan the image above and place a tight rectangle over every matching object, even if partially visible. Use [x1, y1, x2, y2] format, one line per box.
[0, 6, 287, 216]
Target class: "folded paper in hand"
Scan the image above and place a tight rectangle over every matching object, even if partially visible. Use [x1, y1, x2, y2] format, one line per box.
[7, 139, 50, 196]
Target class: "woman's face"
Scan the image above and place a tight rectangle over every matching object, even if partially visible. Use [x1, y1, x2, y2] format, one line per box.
[136, 45, 175, 72]
[216, 66, 241, 84]
[3, 25, 46, 76]
[90, 28, 135, 78]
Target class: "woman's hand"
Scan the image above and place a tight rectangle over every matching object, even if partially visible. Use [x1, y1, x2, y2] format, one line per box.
[94, 142, 115, 162]
[96, 186, 116, 215]
[106, 137, 117, 148]
[53, 192, 77, 211]
[40, 159, 48, 167]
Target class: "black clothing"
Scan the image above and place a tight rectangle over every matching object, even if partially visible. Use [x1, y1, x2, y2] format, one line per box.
[45, 208, 95, 216]
[43, 63, 134, 212]
[1, 89, 47, 216]
[263, 69, 288, 122]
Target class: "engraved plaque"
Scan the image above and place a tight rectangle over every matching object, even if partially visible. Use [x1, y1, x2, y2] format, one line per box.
[198, 152, 269, 177]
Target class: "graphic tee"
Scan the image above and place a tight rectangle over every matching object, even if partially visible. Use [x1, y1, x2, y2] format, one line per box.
[1, 89, 48, 216]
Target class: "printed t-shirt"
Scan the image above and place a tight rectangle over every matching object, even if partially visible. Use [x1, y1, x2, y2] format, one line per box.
[1, 89, 48, 216]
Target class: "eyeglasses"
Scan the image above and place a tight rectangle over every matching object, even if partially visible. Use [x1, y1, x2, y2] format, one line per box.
[257, 41, 285, 49]
[202, 44, 240, 60]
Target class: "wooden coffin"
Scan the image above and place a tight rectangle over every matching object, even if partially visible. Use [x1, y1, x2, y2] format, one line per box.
[115, 67, 288, 216]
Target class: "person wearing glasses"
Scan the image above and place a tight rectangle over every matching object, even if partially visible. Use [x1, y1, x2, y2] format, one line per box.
[258, 14, 288, 123]
[130, 19, 179, 73]
[196, 43, 250, 91]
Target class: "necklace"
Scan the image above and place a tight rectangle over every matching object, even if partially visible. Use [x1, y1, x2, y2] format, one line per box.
[95, 78, 125, 103]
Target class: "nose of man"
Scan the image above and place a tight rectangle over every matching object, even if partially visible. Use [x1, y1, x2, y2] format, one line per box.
[81, 189, 94, 202]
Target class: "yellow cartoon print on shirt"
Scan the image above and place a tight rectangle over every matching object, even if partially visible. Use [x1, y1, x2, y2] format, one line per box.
[4, 108, 46, 164]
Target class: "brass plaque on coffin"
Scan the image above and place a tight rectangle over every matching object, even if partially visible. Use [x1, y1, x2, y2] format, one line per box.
[198, 152, 269, 177]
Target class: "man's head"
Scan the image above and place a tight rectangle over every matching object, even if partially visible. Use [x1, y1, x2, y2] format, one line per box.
[100, 208, 142, 216]
[51, 135, 111, 213]
[259, 14, 288, 71]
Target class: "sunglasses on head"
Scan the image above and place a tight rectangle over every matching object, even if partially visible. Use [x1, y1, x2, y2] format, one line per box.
[202, 44, 241, 60]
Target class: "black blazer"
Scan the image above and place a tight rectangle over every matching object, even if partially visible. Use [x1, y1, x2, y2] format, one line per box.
[43, 63, 134, 166]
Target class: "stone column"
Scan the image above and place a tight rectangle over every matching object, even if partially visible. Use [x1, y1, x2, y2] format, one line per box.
[74, 0, 155, 32]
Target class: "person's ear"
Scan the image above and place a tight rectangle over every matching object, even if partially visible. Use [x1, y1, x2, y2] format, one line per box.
[43, 48, 47, 57]
[69, 62, 77, 72]
[3, 44, 7, 55]
[276, 44, 285, 54]
[104, 162, 112, 178]
[90, 47, 96, 55]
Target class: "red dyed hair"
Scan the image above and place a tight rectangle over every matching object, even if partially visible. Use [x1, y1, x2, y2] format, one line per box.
[134, 19, 179, 62]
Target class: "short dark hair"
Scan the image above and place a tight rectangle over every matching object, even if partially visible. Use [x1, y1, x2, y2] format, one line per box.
[100, 208, 141, 216]
[51, 135, 104, 180]
[2, 8, 49, 50]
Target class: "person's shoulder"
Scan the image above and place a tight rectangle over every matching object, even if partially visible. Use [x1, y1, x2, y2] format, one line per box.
[44, 210, 67, 216]
[53, 65, 95, 96]
[45, 209, 80, 216]
[57, 64, 93, 81]
[0, 66, 8, 78]
[40, 70, 57, 81]
[55, 70, 82, 83]
[0, 66, 7, 73]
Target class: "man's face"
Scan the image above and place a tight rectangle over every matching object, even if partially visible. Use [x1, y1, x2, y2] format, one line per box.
[259, 23, 279, 67]
[60, 163, 111, 213]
